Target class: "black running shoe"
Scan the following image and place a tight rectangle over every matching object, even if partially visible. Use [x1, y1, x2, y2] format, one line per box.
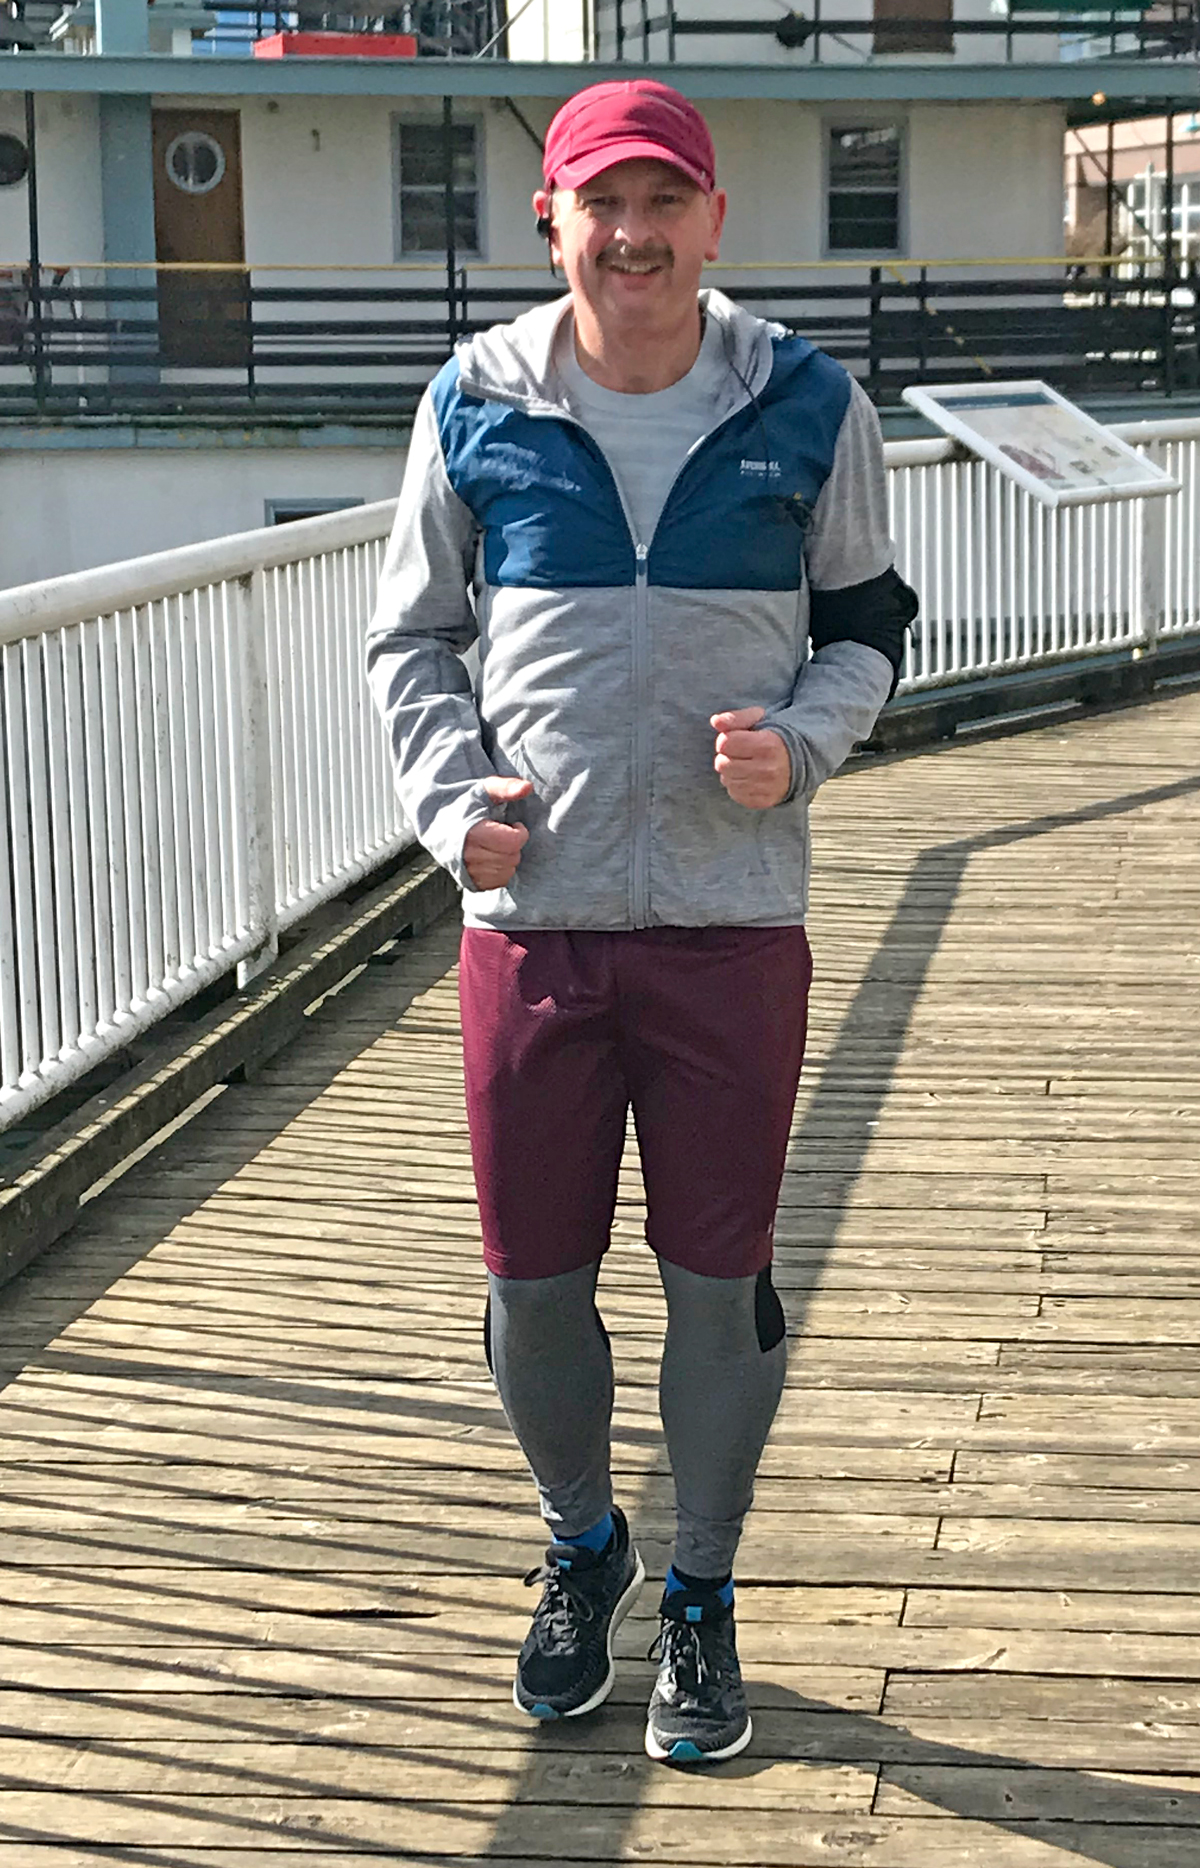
[644, 1584, 752, 1763]
[513, 1506, 645, 1720]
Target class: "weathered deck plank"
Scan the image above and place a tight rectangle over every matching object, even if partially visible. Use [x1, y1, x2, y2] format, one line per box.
[0, 687, 1199, 1861]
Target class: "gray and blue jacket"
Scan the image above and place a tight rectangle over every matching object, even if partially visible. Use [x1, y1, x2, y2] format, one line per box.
[366, 289, 916, 930]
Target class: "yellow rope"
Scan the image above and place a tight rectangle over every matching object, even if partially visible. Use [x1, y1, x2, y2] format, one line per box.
[3, 254, 1139, 275]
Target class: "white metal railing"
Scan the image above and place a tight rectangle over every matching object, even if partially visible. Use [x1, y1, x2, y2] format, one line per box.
[1, 416, 1198, 1132]
[888, 418, 1200, 688]
[0, 505, 407, 1131]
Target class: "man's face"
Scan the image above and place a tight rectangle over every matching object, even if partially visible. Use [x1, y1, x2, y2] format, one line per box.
[534, 158, 727, 333]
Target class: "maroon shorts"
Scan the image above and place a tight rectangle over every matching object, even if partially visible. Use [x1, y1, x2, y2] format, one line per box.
[458, 925, 812, 1282]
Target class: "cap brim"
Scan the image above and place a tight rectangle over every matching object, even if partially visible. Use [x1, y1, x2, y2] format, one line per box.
[551, 138, 712, 194]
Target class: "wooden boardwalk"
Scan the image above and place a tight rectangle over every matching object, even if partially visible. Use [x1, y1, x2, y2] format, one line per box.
[2, 687, 1200, 1866]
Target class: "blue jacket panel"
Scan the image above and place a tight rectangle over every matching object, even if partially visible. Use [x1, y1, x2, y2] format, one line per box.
[432, 363, 636, 589]
[648, 340, 851, 591]
[431, 331, 851, 595]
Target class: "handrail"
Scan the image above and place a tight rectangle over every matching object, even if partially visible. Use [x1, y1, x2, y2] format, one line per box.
[4, 417, 1199, 646]
[0, 256, 1167, 275]
[3, 262, 1193, 422]
[2, 409, 1196, 1132]
[0, 500, 396, 645]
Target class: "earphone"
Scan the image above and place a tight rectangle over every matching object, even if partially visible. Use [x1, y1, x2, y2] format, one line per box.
[536, 214, 554, 239]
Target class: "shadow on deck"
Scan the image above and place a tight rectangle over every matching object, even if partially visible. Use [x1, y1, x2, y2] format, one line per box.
[1, 689, 1200, 1864]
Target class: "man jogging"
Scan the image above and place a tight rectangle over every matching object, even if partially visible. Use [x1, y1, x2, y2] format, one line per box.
[366, 78, 915, 1764]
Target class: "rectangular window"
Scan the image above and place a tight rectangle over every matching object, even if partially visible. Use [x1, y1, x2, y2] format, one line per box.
[395, 119, 480, 258]
[827, 125, 902, 254]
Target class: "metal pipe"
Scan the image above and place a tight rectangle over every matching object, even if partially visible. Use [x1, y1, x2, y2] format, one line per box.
[23, 92, 47, 415]
[1165, 104, 1177, 395]
[1165, 103, 1176, 281]
[443, 94, 458, 349]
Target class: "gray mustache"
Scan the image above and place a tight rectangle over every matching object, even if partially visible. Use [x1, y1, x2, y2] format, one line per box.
[599, 246, 674, 268]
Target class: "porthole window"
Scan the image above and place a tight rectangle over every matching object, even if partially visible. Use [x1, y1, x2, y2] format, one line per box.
[0, 135, 29, 191]
[164, 130, 226, 196]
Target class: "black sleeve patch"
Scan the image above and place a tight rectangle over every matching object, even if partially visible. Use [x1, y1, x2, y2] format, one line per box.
[809, 567, 919, 698]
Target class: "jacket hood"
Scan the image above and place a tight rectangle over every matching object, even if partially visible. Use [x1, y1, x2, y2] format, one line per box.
[454, 287, 789, 421]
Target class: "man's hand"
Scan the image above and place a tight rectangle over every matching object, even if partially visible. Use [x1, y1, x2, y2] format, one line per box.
[711, 707, 791, 810]
[462, 777, 534, 890]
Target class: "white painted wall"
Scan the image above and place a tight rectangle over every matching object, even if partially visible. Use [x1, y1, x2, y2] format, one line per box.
[906, 103, 1066, 259]
[238, 93, 548, 272]
[0, 84, 1068, 585]
[0, 93, 103, 269]
[0, 442, 406, 587]
[2, 88, 1066, 275]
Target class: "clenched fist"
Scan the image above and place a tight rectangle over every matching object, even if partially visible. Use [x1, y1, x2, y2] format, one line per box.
[711, 707, 791, 810]
[462, 777, 534, 891]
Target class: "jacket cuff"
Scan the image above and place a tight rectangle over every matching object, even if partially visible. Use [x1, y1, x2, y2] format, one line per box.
[756, 719, 807, 806]
[421, 782, 499, 892]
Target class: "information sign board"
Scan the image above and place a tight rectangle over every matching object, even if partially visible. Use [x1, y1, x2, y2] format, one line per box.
[901, 380, 1179, 508]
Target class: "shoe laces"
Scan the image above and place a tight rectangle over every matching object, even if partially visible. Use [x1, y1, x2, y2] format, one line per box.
[648, 1615, 711, 1696]
[523, 1558, 597, 1645]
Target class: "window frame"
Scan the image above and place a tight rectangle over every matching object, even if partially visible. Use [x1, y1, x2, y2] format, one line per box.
[392, 112, 485, 262]
[822, 117, 907, 261]
[265, 497, 365, 526]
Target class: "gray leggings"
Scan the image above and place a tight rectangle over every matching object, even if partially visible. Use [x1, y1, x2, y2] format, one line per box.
[485, 1258, 787, 1578]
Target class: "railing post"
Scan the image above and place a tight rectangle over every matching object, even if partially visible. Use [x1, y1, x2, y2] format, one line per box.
[867, 266, 883, 399]
[1164, 103, 1177, 396]
[23, 94, 48, 416]
[1135, 488, 1166, 661]
[244, 268, 256, 404]
[443, 95, 459, 351]
[26, 266, 48, 418]
[236, 566, 279, 988]
[918, 264, 929, 380]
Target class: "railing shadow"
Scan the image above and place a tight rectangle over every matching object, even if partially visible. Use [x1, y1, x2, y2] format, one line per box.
[480, 764, 1200, 1861]
[1, 761, 1199, 1861]
[0, 920, 465, 1400]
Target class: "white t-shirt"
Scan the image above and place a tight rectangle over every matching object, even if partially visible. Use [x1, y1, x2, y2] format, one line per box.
[557, 313, 726, 549]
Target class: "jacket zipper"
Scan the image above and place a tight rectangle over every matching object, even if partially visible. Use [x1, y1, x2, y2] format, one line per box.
[525, 384, 763, 929]
[631, 542, 651, 926]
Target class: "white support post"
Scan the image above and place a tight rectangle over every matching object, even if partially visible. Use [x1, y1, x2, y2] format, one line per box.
[236, 567, 279, 989]
[1135, 487, 1167, 658]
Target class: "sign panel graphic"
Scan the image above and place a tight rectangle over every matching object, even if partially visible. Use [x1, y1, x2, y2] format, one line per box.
[902, 381, 1179, 507]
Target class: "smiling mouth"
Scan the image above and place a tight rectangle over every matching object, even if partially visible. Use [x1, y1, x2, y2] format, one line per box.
[601, 251, 672, 276]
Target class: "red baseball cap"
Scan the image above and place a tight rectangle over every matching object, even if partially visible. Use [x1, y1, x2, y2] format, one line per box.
[542, 80, 716, 196]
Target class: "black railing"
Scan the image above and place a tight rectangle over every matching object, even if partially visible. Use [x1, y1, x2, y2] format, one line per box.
[196, 0, 508, 53]
[0, 266, 1196, 420]
[617, 1, 1200, 61]
[173, 0, 1200, 58]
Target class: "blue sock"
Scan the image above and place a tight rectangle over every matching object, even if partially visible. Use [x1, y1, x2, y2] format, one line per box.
[666, 1565, 734, 1607]
[559, 1512, 614, 1555]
